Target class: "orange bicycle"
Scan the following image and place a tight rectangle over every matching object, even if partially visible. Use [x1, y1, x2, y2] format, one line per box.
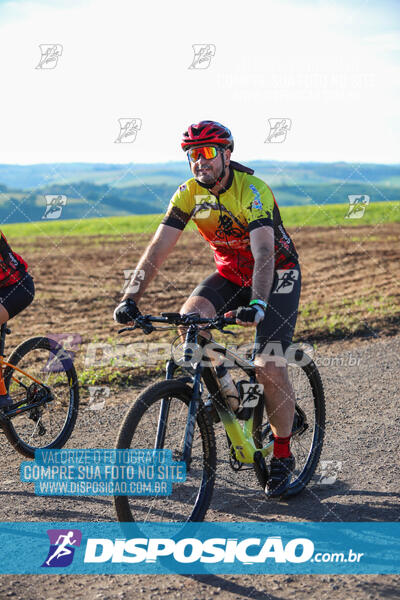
[0, 323, 79, 457]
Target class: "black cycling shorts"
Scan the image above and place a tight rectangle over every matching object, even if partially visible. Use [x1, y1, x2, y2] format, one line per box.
[190, 268, 301, 355]
[0, 272, 35, 319]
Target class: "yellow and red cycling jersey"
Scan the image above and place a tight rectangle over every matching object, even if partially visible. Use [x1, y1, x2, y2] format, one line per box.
[162, 163, 298, 287]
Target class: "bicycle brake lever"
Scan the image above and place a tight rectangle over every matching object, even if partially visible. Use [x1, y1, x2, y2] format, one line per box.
[118, 325, 137, 334]
[219, 328, 237, 336]
[210, 318, 237, 336]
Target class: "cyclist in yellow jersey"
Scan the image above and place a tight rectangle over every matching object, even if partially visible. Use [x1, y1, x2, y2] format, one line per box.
[114, 121, 301, 497]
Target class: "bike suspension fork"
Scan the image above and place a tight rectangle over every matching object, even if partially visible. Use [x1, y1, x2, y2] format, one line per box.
[154, 360, 177, 449]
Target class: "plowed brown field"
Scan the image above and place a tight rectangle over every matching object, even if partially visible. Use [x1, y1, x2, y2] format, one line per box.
[13, 223, 400, 351]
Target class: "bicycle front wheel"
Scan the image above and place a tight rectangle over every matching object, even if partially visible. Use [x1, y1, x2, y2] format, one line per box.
[114, 379, 217, 523]
[2, 336, 79, 458]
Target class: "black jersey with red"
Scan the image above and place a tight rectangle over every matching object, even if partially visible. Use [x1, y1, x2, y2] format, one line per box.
[0, 232, 28, 288]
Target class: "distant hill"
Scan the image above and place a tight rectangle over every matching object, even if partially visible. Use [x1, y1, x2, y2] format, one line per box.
[1, 161, 400, 189]
[0, 161, 399, 223]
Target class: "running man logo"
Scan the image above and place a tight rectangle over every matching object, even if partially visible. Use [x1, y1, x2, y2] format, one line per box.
[121, 269, 145, 294]
[115, 118, 142, 143]
[265, 118, 292, 143]
[42, 529, 82, 568]
[45, 333, 82, 373]
[36, 44, 63, 69]
[188, 44, 216, 69]
[87, 386, 110, 411]
[193, 195, 214, 219]
[240, 383, 264, 408]
[345, 195, 370, 219]
[42, 195, 67, 220]
[273, 269, 299, 294]
[318, 460, 343, 485]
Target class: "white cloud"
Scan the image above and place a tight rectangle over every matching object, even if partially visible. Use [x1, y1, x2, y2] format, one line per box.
[0, 0, 398, 164]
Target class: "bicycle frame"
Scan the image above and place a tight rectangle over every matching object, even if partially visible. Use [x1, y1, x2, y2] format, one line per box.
[161, 324, 274, 466]
[0, 323, 50, 418]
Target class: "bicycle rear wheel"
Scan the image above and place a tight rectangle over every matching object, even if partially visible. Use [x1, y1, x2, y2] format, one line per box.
[2, 336, 79, 458]
[253, 356, 325, 496]
[114, 379, 216, 523]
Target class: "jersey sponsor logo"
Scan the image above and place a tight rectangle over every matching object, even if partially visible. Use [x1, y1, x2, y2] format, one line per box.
[278, 224, 291, 246]
[212, 238, 249, 250]
[8, 253, 19, 268]
[215, 214, 244, 239]
[249, 184, 263, 210]
[278, 237, 290, 251]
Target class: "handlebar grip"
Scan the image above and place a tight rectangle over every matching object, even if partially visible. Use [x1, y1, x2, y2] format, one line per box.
[223, 317, 236, 325]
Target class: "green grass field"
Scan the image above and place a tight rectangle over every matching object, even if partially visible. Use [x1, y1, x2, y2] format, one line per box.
[2, 200, 399, 237]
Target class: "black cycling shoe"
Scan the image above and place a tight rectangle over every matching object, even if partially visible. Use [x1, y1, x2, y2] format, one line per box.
[265, 455, 295, 498]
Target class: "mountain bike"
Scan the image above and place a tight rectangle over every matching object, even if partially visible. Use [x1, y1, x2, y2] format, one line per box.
[114, 313, 325, 523]
[0, 323, 79, 458]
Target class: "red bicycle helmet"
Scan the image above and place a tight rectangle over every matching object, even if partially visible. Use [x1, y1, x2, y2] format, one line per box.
[181, 120, 234, 152]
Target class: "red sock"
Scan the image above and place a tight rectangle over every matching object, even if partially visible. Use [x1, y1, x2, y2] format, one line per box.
[273, 434, 292, 458]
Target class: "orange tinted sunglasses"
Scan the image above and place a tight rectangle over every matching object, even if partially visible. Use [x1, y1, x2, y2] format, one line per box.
[187, 146, 219, 162]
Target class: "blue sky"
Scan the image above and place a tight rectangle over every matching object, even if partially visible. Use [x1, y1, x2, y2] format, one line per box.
[0, 0, 399, 164]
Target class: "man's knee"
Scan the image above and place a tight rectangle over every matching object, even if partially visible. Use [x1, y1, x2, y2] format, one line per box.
[255, 359, 289, 390]
[180, 295, 216, 318]
[178, 296, 216, 339]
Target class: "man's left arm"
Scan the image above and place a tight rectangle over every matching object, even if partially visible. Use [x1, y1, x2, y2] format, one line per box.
[225, 226, 275, 327]
[249, 225, 275, 305]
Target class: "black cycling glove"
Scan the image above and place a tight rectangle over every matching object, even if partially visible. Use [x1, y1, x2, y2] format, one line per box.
[236, 305, 265, 325]
[113, 298, 141, 324]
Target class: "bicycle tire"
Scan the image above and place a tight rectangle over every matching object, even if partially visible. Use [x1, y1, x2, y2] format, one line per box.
[253, 357, 325, 497]
[114, 379, 217, 523]
[2, 336, 79, 458]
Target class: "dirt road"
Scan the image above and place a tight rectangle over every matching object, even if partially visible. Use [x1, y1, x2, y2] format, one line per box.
[0, 332, 399, 599]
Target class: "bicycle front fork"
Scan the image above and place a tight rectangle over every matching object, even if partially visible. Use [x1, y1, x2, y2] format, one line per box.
[157, 359, 201, 470]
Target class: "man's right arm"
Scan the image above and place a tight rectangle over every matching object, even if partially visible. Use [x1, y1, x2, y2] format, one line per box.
[122, 224, 182, 303]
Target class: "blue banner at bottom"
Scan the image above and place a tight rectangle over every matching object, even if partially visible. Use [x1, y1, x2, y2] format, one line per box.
[0, 522, 399, 574]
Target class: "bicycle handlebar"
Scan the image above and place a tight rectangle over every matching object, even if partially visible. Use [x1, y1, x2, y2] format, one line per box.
[118, 312, 236, 335]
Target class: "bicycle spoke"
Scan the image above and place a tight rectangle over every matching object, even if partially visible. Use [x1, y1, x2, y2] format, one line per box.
[114, 380, 216, 524]
[3, 337, 79, 457]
